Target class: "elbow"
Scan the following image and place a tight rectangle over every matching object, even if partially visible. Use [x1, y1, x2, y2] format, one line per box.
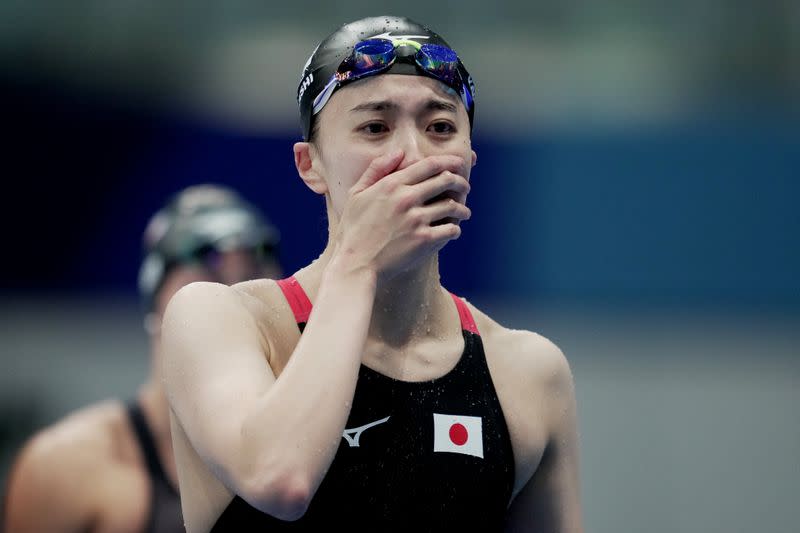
[270, 471, 313, 522]
[241, 467, 313, 521]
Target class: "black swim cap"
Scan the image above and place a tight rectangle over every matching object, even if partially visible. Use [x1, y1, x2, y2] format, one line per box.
[137, 184, 280, 313]
[297, 15, 475, 141]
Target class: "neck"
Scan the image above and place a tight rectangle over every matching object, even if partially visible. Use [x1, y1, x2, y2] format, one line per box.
[140, 343, 174, 449]
[137, 357, 179, 487]
[137, 376, 171, 443]
[370, 257, 450, 346]
[296, 224, 455, 348]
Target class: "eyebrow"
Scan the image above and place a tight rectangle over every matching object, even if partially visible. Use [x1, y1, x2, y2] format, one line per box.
[349, 98, 458, 114]
[350, 100, 399, 113]
[425, 99, 458, 113]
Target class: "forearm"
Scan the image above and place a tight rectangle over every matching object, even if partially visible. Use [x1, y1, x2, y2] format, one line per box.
[239, 256, 376, 506]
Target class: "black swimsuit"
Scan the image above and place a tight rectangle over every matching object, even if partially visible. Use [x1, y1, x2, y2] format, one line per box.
[211, 276, 514, 532]
[126, 401, 184, 533]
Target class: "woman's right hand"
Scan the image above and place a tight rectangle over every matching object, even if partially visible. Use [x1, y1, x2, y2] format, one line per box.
[333, 149, 472, 283]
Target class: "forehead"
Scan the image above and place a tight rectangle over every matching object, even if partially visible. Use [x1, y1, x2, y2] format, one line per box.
[328, 74, 463, 113]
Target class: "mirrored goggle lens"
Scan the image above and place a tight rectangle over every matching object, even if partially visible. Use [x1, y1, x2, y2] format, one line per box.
[416, 44, 459, 84]
[313, 39, 396, 115]
[350, 39, 395, 75]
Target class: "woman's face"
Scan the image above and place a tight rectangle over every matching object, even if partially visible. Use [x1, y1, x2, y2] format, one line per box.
[307, 74, 476, 218]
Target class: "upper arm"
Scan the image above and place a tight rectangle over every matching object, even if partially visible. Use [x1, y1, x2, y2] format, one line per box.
[161, 281, 276, 493]
[505, 338, 584, 533]
[3, 434, 96, 532]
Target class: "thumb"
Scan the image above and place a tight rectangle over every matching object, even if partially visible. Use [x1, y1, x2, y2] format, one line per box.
[350, 149, 404, 194]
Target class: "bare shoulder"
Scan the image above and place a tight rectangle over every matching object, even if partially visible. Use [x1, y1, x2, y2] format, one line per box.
[232, 278, 295, 319]
[7, 399, 133, 490]
[231, 278, 311, 373]
[4, 400, 151, 531]
[464, 300, 574, 391]
[164, 280, 244, 319]
[161, 278, 301, 379]
[461, 299, 578, 493]
[161, 280, 263, 350]
[163, 279, 287, 329]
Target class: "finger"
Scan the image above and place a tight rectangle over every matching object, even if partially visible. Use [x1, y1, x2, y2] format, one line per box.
[351, 149, 405, 194]
[391, 155, 466, 186]
[417, 198, 472, 225]
[422, 222, 462, 245]
[412, 171, 470, 205]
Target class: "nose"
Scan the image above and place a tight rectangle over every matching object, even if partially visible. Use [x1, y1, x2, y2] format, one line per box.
[395, 126, 425, 171]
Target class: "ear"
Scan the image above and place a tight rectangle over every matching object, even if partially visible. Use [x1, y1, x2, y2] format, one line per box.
[471, 149, 478, 167]
[294, 142, 328, 195]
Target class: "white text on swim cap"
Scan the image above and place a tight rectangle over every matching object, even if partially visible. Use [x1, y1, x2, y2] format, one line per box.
[298, 72, 314, 102]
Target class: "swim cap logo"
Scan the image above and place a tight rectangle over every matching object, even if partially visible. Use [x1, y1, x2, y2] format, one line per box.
[367, 32, 430, 42]
[298, 43, 320, 103]
[298, 72, 314, 102]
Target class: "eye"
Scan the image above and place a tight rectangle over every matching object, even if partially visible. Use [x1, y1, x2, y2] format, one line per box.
[193, 244, 222, 270]
[360, 122, 389, 135]
[428, 121, 455, 135]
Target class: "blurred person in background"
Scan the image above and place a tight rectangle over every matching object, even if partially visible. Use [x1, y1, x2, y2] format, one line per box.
[2, 184, 282, 533]
[162, 15, 582, 532]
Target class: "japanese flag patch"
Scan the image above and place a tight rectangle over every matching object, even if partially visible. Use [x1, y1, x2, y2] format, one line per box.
[433, 413, 484, 459]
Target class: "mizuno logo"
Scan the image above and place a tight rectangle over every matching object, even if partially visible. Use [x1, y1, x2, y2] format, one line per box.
[342, 416, 390, 447]
[367, 32, 430, 42]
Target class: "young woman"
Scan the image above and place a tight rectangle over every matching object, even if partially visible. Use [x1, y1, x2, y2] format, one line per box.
[162, 16, 583, 532]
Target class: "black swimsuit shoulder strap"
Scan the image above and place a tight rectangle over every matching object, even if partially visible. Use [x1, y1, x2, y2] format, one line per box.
[126, 400, 177, 496]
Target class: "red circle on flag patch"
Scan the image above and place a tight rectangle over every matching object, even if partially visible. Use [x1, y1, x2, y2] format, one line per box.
[449, 423, 468, 446]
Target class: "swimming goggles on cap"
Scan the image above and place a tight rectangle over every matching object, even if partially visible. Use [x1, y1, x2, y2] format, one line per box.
[311, 38, 475, 116]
